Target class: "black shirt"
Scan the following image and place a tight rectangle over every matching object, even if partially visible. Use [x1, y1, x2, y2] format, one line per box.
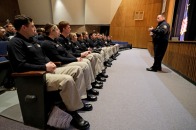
[78, 39, 88, 51]
[57, 35, 81, 57]
[57, 34, 72, 51]
[5, 31, 15, 38]
[0, 36, 9, 41]
[42, 37, 77, 64]
[8, 33, 49, 72]
[152, 20, 170, 42]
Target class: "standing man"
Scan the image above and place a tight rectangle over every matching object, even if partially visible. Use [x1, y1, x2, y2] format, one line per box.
[147, 14, 170, 72]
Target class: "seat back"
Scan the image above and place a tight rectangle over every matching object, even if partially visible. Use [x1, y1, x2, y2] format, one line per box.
[0, 41, 8, 56]
[12, 71, 63, 129]
[0, 57, 10, 88]
[13, 71, 48, 129]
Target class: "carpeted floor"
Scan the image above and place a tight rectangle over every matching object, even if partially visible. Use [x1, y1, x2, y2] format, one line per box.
[0, 48, 196, 130]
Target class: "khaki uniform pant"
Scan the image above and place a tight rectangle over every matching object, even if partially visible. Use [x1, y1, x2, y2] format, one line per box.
[85, 53, 103, 77]
[90, 53, 104, 75]
[101, 46, 119, 61]
[112, 44, 119, 54]
[62, 59, 94, 91]
[46, 66, 84, 111]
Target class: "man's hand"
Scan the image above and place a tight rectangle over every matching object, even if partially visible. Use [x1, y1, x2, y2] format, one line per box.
[86, 51, 91, 54]
[148, 26, 153, 31]
[81, 52, 88, 57]
[77, 57, 83, 62]
[46, 62, 56, 73]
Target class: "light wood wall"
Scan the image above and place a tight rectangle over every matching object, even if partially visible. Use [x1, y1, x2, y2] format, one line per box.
[110, 0, 163, 48]
[148, 41, 196, 83]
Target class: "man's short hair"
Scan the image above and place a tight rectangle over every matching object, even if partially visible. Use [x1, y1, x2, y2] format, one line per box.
[82, 31, 88, 36]
[58, 21, 70, 33]
[89, 32, 95, 38]
[58, 21, 69, 33]
[14, 15, 32, 31]
[5, 23, 13, 28]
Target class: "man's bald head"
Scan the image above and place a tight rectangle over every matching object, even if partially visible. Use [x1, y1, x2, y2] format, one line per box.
[157, 14, 165, 23]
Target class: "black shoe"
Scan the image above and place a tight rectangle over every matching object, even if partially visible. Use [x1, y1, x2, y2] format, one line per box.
[111, 55, 117, 60]
[146, 67, 157, 72]
[86, 94, 97, 101]
[70, 111, 90, 130]
[102, 69, 106, 74]
[98, 73, 108, 78]
[87, 88, 99, 95]
[112, 57, 117, 60]
[95, 80, 103, 85]
[79, 103, 93, 111]
[104, 61, 112, 67]
[157, 67, 162, 71]
[107, 61, 112, 65]
[104, 63, 111, 67]
[115, 53, 120, 57]
[92, 83, 103, 89]
[108, 58, 113, 62]
[96, 76, 106, 82]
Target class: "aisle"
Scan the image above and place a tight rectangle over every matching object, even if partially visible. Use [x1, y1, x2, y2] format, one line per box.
[78, 49, 196, 130]
[0, 49, 196, 130]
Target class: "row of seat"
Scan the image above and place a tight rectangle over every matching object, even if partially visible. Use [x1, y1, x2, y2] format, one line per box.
[0, 40, 124, 129]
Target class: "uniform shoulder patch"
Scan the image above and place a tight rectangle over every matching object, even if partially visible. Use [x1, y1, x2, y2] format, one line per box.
[163, 25, 167, 29]
[36, 44, 41, 47]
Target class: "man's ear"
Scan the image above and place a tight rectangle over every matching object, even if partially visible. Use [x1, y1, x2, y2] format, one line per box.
[21, 25, 26, 30]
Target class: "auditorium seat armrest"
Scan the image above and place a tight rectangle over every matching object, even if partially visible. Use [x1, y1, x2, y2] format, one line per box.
[0, 60, 9, 64]
[12, 71, 46, 77]
[0, 54, 8, 57]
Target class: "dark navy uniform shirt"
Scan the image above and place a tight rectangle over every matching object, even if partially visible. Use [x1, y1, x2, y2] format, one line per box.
[8, 33, 49, 72]
[152, 20, 170, 42]
[57, 35, 81, 57]
[42, 37, 77, 65]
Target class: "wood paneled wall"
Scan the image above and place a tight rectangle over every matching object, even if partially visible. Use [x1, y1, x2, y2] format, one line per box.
[110, 0, 164, 48]
[148, 41, 196, 83]
[0, 0, 20, 26]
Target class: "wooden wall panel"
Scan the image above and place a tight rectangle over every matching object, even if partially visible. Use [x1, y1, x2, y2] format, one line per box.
[110, 0, 162, 48]
[148, 41, 196, 83]
[70, 25, 100, 34]
[125, 8, 135, 27]
[110, 27, 125, 41]
[135, 27, 149, 48]
[124, 27, 135, 44]
[111, 6, 126, 27]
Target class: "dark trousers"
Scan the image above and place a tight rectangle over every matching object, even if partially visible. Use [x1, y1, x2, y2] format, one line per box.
[152, 40, 168, 69]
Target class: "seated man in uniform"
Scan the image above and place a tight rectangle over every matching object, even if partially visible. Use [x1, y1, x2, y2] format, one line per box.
[0, 26, 9, 41]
